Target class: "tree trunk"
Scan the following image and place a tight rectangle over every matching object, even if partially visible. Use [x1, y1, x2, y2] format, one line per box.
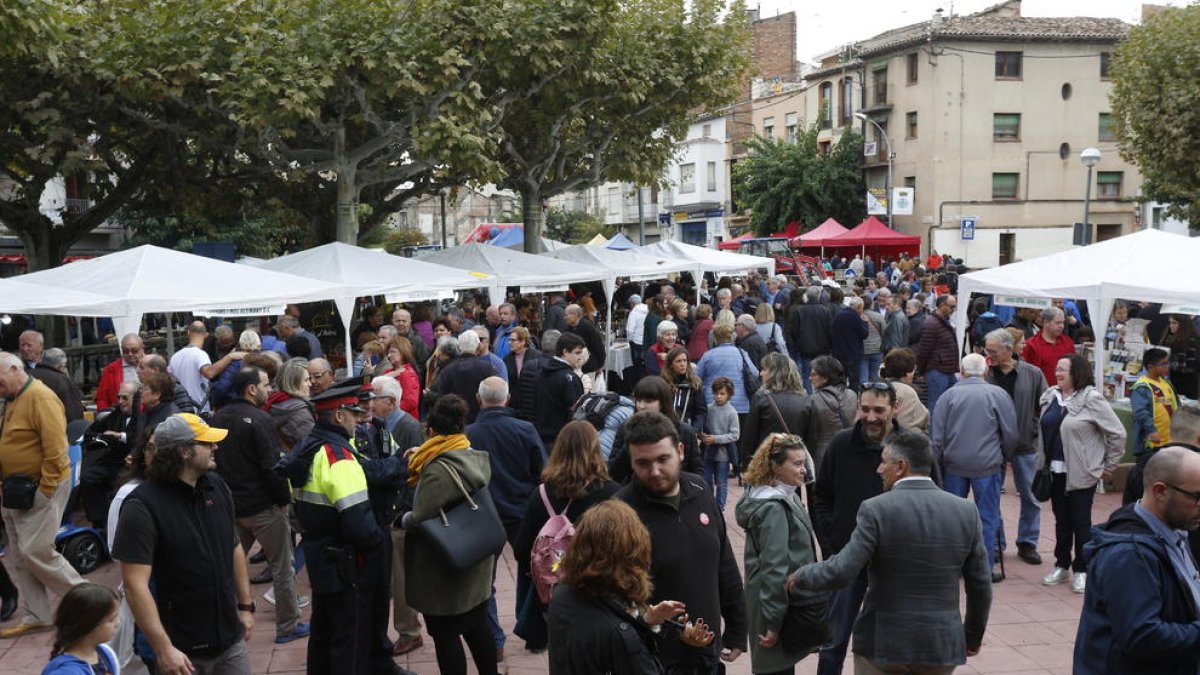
[335, 170, 358, 243]
[520, 187, 544, 254]
[17, 217, 68, 273]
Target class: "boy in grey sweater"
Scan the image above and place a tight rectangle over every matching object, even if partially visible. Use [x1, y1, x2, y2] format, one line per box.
[700, 376, 740, 510]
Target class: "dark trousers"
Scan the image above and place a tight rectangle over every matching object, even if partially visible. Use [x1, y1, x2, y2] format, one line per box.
[1050, 472, 1095, 573]
[817, 571, 868, 675]
[426, 601, 498, 675]
[306, 538, 393, 675]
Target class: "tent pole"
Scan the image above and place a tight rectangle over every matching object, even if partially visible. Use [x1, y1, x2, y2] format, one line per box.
[165, 314, 175, 355]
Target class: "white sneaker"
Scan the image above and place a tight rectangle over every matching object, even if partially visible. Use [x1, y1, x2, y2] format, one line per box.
[1072, 572, 1087, 593]
[263, 587, 310, 609]
[1042, 567, 1070, 585]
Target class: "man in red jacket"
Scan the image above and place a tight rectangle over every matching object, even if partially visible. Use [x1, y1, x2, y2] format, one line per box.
[94, 334, 144, 410]
[1021, 306, 1076, 386]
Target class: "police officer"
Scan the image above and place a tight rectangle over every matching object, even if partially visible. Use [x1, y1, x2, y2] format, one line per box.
[275, 385, 414, 675]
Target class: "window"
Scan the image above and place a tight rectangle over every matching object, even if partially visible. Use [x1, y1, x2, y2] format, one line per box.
[679, 163, 695, 194]
[763, 117, 774, 139]
[818, 141, 831, 155]
[999, 233, 1015, 266]
[1098, 113, 1116, 142]
[903, 176, 916, 189]
[1100, 52, 1111, 79]
[1097, 171, 1122, 198]
[871, 120, 889, 161]
[819, 82, 833, 129]
[701, 123, 712, 138]
[873, 67, 888, 105]
[841, 78, 854, 126]
[607, 186, 621, 214]
[992, 173, 1019, 199]
[706, 162, 717, 192]
[993, 113, 1020, 141]
[785, 112, 798, 142]
[995, 51, 1022, 79]
[907, 53, 919, 84]
[905, 112, 917, 139]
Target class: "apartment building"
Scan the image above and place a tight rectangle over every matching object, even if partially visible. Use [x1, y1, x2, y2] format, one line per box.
[800, 0, 1139, 267]
[392, 186, 518, 247]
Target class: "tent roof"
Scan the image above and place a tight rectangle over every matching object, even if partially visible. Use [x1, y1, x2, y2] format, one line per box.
[254, 242, 489, 301]
[5, 245, 345, 318]
[421, 243, 608, 293]
[718, 231, 754, 251]
[585, 233, 608, 246]
[605, 232, 638, 250]
[826, 216, 921, 246]
[0, 277, 126, 316]
[794, 218, 849, 247]
[542, 244, 697, 282]
[642, 240, 775, 276]
[486, 226, 525, 248]
[956, 229, 1200, 303]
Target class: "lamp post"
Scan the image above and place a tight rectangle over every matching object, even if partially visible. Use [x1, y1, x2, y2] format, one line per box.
[854, 112, 893, 226]
[1079, 147, 1101, 245]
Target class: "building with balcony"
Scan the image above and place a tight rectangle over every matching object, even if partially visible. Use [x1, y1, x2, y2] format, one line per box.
[801, 0, 1141, 267]
[392, 185, 518, 247]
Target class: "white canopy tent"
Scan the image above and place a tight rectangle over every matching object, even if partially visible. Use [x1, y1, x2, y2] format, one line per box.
[542, 244, 699, 347]
[4, 245, 352, 340]
[953, 229, 1200, 385]
[0, 277, 128, 317]
[420, 243, 610, 303]
[642, 240, 775, 277]
[253, 242, 493, 361]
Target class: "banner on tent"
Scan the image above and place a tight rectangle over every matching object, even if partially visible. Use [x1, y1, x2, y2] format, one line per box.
[520, 283, 570, 294]
[1163, 303, 1200, 316]
[385, 289, 457, 302]
[992, 295, 1051, 309]
[193, 305, 286, 317]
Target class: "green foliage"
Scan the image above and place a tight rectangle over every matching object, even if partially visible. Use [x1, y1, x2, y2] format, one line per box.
[494, 0, 753, 250]
[1111, 5, 1200, 228]
[382, 228, 430, 255]
[543, 208, 612, 244]
[119, 205, 315, 258]
[733, 123, 866, 234]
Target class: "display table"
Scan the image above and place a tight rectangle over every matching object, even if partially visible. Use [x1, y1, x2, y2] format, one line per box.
[605, 341, 633, 375]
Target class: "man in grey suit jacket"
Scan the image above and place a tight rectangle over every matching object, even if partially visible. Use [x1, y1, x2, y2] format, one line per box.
[789, 430, 992, 674]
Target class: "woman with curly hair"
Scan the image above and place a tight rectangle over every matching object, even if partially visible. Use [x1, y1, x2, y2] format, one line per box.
[547, 500, 689, 675]
[735, 434, 818, 674]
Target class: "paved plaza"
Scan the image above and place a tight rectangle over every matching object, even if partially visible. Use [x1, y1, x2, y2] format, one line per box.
[0, 473, 1118, 674]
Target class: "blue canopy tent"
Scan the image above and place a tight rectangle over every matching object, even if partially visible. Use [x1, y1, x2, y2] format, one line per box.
[604, 232, 638, 250]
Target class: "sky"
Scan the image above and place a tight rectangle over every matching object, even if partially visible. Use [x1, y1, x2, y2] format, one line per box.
[751, 0, 1189, 62]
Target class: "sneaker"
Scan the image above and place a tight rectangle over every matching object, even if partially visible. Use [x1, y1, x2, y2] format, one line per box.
[263, 588, 310, 609]
[1017, 543, 1043, 565]
[275, 622, 311, 644]
[1042, 567, 1070, 585]
[1072, 572, 1087, 593]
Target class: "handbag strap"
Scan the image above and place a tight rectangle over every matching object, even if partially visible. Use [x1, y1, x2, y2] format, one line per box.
[765, 393, 791, 434]
[440, 462, 477, 509]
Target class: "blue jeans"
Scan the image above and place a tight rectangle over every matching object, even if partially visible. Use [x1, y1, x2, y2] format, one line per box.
[796, 354, 815, 394]
[817, 572, 868, 675]
[942, 470, 1003, 570]
[924, 370, 957, 417]
[859, 353, 882, 385]
[1004, 453, 1041, 549]
[703, 459, 730, 511]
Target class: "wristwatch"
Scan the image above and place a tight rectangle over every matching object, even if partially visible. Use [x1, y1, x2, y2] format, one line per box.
[237, 602, 256, 613]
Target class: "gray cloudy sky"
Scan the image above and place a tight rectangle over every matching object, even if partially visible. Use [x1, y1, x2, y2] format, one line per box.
[751, 0, 1183, 62]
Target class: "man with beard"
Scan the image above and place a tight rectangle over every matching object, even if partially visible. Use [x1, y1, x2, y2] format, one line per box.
[810, 382, 904, 675]
[616, 411, 746, 675]
[1075, 447, 1200, 675]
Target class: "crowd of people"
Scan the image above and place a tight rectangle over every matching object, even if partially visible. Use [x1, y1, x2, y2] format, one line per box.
[2, 248, 1200, 675]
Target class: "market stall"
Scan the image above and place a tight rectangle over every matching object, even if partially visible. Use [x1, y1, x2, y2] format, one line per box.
[953, 229, 1200, 394]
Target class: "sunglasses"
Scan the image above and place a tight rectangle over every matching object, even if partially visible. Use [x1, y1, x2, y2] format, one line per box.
[859, 382, 894, 394]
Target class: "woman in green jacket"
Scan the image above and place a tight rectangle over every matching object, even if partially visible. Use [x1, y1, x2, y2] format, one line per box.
[734, 434, 818, 675]
[399, 395, 498, 675]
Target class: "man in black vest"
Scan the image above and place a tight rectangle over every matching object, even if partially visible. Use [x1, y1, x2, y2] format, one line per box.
[113, 413, 256, 674]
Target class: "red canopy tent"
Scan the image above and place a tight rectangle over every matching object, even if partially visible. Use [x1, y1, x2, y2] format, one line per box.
[791, 218, 849, 249]
[825, 216, 921, 259]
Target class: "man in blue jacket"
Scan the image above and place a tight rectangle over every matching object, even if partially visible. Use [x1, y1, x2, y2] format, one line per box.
[831, 296, 869, 391]
[468, 376, 548, 656]
[1076, 446, 1200, 675]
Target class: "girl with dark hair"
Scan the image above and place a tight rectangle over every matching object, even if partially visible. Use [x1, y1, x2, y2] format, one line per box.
[399, 394, 499, 675]
[1038, 354, 1126, 594]
[547, 500, 690, 675]
[1161, 315, 1200, 399]
[661, 347, 707, 433]
[606, 377, 703, 483]
[41, 583, 120, 674]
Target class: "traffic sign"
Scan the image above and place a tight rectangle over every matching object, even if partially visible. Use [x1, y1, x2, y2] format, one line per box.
[959, 216, 977, 240]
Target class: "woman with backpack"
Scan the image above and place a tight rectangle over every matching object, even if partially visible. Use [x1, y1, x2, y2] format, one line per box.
[606, 377, 704, 484]
[513, 421, 621, 653]
[754, 304, 788, 356]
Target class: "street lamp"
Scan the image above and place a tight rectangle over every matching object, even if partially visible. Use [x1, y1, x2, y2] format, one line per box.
[854, 112, 893, 227]
[1080, 147, 1101, 245]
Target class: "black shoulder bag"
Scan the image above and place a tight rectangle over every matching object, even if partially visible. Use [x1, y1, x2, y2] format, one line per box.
[747, 499, 830, 655]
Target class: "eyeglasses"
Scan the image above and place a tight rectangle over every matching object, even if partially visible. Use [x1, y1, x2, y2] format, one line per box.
[310, 369, 332, 379]
[1166, 483, 1200, 505]
[117, 394, 133, 400]
[121, 348, 143, 356]
[859, 382, 895, 394]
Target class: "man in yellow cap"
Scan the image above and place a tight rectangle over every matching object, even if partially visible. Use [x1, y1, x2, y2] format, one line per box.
[112, 413, 256, 675]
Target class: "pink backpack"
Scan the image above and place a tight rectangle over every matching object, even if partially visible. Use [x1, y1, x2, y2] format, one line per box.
[530, 484, 575, 604]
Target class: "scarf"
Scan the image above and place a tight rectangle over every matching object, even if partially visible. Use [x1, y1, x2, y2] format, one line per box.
[407, 433, 471, 485]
